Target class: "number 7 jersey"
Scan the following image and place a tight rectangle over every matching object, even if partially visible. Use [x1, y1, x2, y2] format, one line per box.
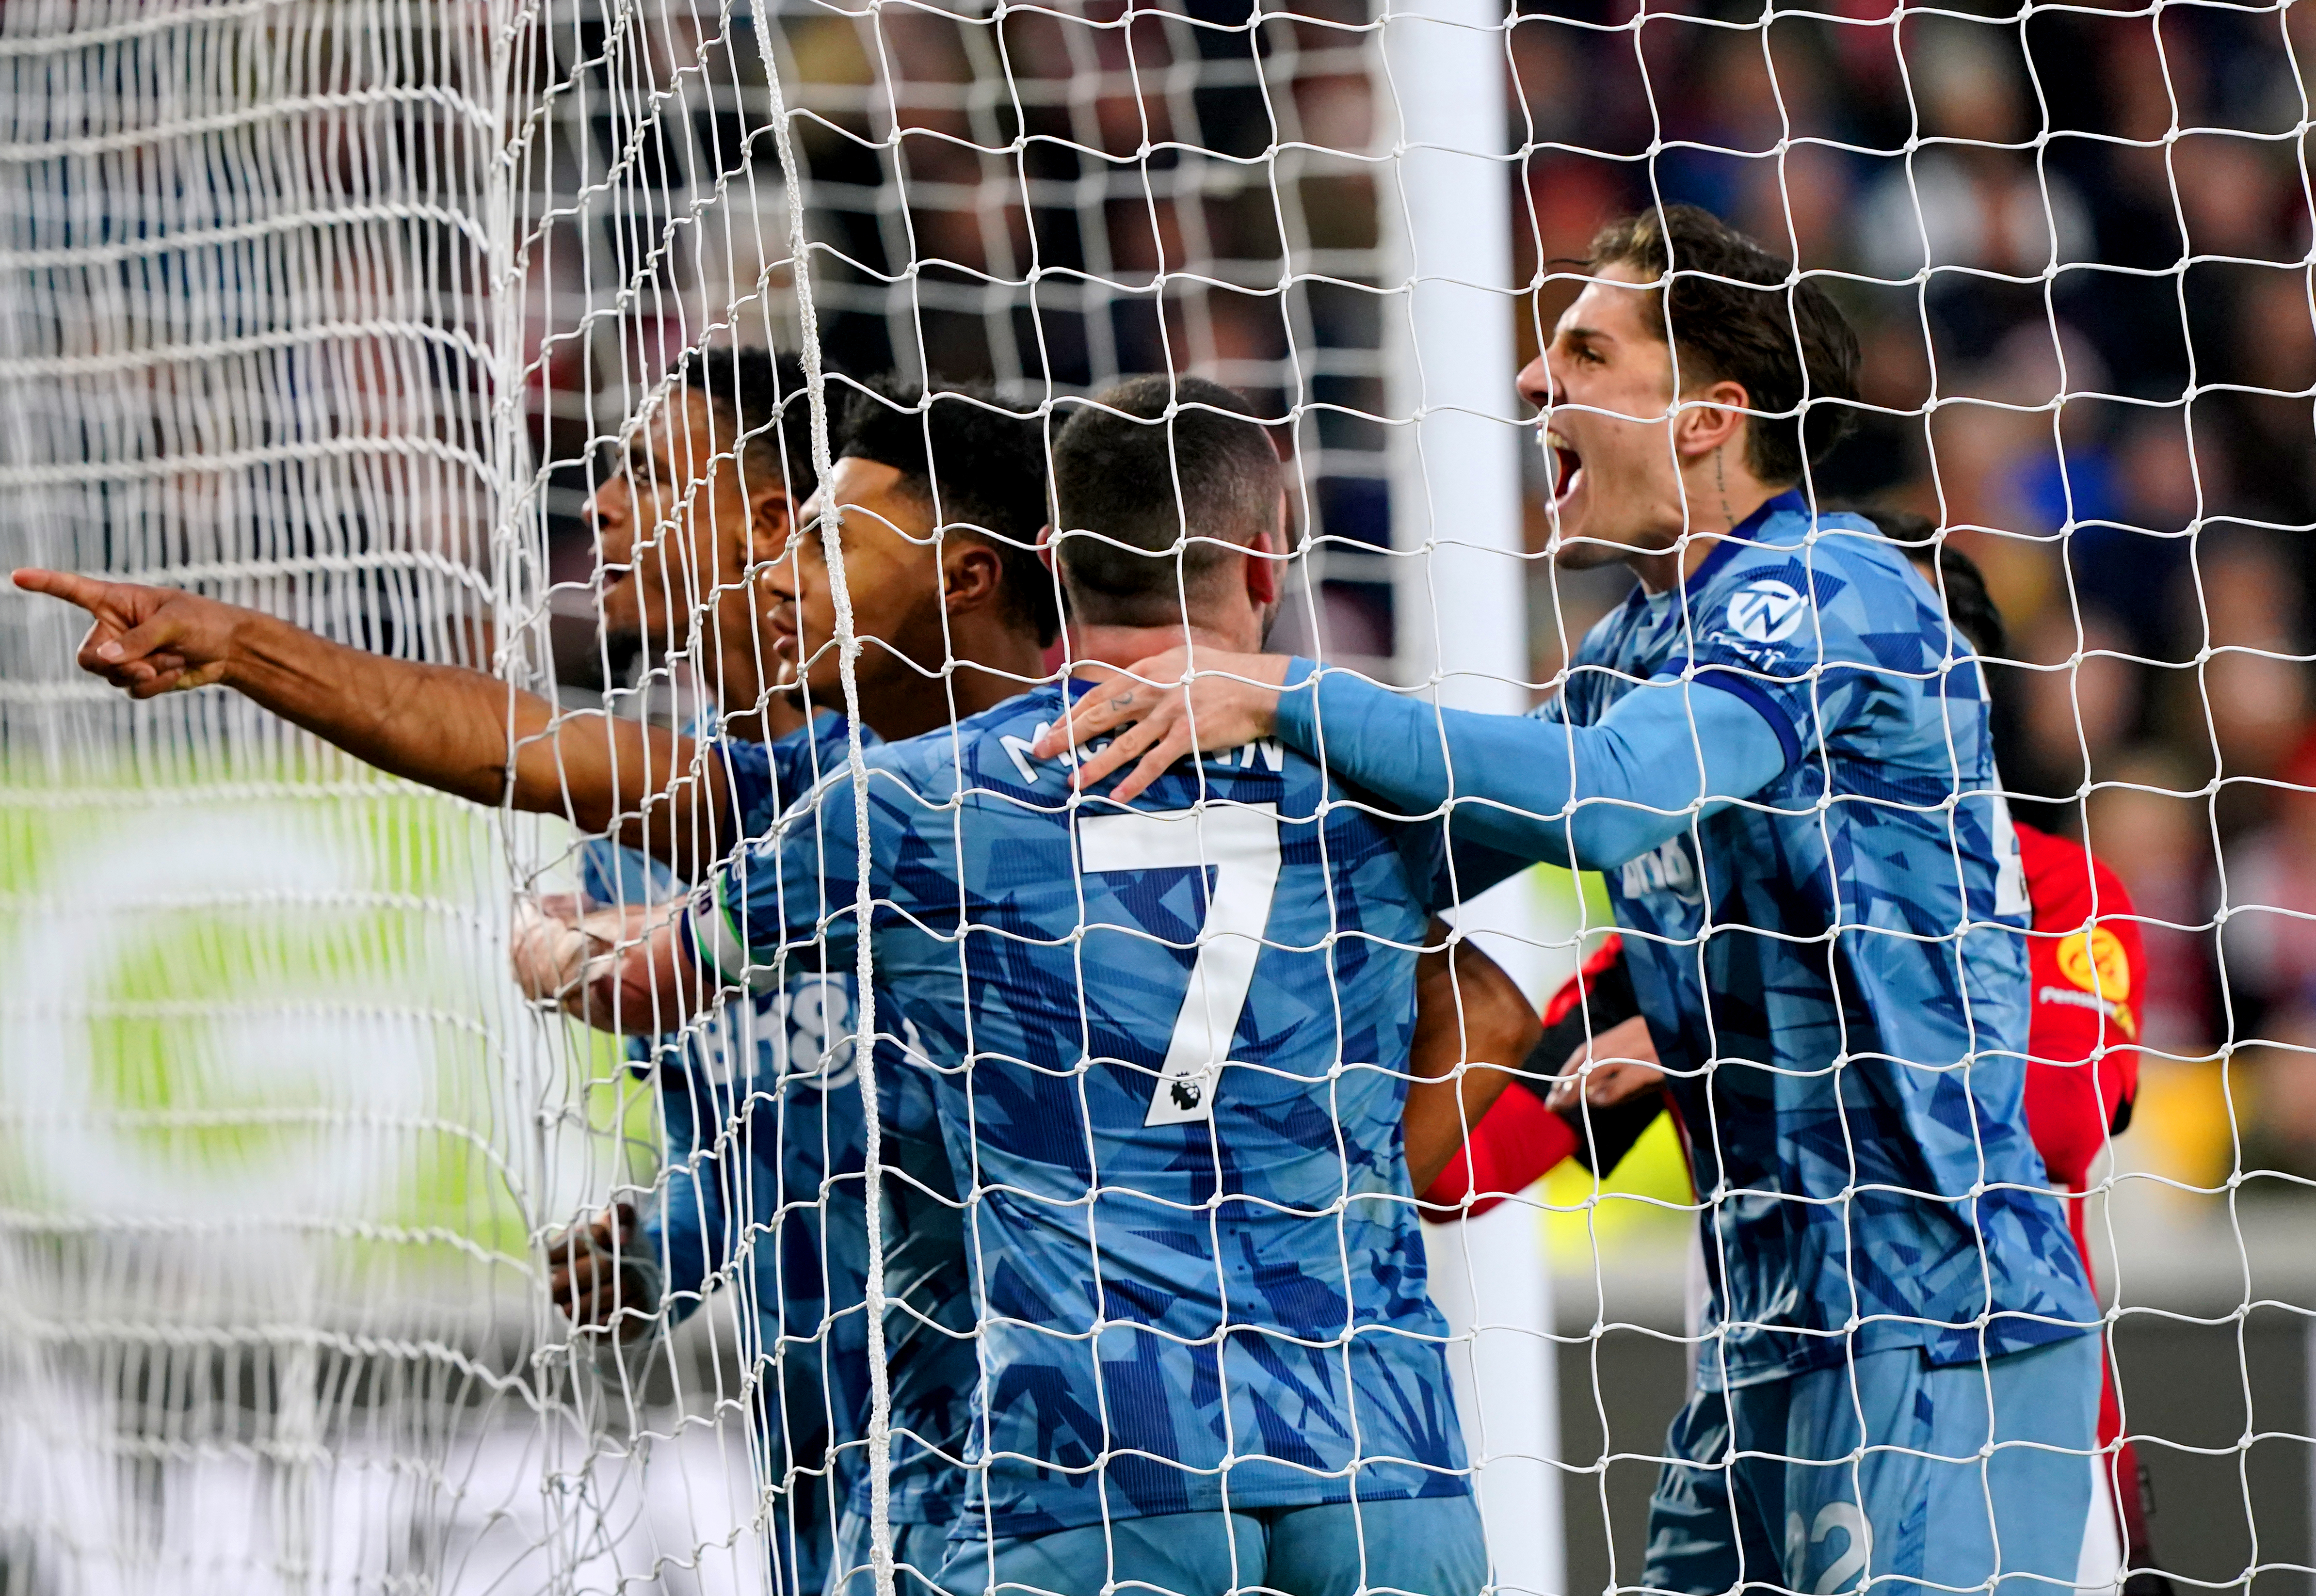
[684, 680, 1471, 1540]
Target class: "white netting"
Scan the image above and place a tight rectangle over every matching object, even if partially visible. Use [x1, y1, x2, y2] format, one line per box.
[0, 3, 555, 1593]
[4, 0, 2314, 1594]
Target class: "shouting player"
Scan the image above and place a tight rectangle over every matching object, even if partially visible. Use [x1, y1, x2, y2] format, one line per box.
[1426, 530, 2167, 1593]
[1036, 208, 2103, 1596]
[538, 376, 1531, 1596]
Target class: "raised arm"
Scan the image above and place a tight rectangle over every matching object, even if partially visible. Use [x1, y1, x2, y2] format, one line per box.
[1274, 661, 1790, 868]
[15, 569, 729, 862]
[1033, 647, 1791, 871]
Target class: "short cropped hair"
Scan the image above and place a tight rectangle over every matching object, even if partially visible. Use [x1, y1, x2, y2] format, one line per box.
[838, 379, 1060, 647]
[676, 346, 817, 501]
[1857, 506, 2008, 659]
[1048, 375, 1281, 628]
[1587, 205, 1861, 486]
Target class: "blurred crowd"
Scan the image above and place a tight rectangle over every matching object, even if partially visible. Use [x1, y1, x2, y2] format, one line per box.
[1493, 0, 2316, 1187]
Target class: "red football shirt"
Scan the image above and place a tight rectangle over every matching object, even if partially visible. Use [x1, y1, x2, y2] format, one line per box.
[2016, 820, 2145, 1203]
[1418, 938, 1609, 1215]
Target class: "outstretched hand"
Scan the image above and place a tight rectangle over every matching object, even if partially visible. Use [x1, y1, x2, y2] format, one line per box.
[12, 568, 240, 698]
[1027, 647, 1292, 803]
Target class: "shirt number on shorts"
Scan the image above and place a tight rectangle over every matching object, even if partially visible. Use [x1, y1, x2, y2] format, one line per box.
[1077, 803, 1283, 1127]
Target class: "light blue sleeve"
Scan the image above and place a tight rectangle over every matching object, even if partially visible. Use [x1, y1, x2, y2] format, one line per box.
[1273, 658, 1794, 871]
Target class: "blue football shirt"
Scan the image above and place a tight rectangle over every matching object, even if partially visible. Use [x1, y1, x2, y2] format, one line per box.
[686, 681, 1473, 1540]
[580, 712, 973, 1542]
[1270, 491, 2097, 1389]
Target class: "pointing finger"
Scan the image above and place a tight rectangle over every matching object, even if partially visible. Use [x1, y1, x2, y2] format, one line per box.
[104, 609, 187, 669]
[13, 567, 118, 618]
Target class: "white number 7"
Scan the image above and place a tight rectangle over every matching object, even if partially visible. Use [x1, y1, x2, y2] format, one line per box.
[1078, 803, 1284, 1127]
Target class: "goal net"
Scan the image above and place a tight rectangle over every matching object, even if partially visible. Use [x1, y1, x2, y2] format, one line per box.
[0, 0, 2310, 1593]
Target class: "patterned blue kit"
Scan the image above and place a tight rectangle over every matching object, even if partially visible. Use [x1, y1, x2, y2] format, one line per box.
[1262, 491, 2102, 1591]
[688, 682, 1479, 1550]
[585, 713, 973, 1595]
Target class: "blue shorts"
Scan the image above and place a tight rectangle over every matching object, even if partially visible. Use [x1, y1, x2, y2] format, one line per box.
[933, 1496, 1488, 1596]
[1644, 1334, 2101, 1596]
[827, 1514, 955, 1596]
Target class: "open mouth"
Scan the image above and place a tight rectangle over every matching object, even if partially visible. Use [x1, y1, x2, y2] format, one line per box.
[591, 560, 640, 623]
[1544, 428, 1584, 506]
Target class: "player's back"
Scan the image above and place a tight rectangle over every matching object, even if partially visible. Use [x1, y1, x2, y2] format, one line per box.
[707, 679, 1469, 1535]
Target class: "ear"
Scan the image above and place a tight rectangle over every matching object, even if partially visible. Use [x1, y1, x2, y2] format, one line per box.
[744, 482, 797, 565]
[1036, 523, 1057, 575]
[941, 537, 1006, 616]
[1242, 523, 1280, 608]
[1676, 378, 1751, 464]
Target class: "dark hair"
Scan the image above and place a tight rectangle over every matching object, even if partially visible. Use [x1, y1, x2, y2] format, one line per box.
[1855, 506, 2009, 658]
[837, 378, 1060, 647]
[1587, 205, 1861, 486]
[676, 346, 817, 501]
[1048, 375, 1281, 628]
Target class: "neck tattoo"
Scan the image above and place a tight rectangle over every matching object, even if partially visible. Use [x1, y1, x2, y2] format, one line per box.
[1715, 447, 1734, 530]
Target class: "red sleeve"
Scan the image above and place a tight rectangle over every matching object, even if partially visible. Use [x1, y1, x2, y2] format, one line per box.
[1422, 937, 1623, 1217]
[1543, 933, 1624, 1030]
[2016, 825, 2146, 1192]
[1421, 1081, 1581, 1217]
[2086, 852, 2143, 1109]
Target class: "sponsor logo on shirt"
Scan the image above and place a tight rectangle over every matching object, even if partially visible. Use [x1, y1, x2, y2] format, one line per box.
[2037, 925, 2137, 1038]
[2057, 926, 2131, 1001]
[1724, 577, 1808, 644]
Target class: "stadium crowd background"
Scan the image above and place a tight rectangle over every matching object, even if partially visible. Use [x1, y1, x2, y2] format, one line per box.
[1481, 0, 2316, 1203]
[5, 2, 2311, 1590]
